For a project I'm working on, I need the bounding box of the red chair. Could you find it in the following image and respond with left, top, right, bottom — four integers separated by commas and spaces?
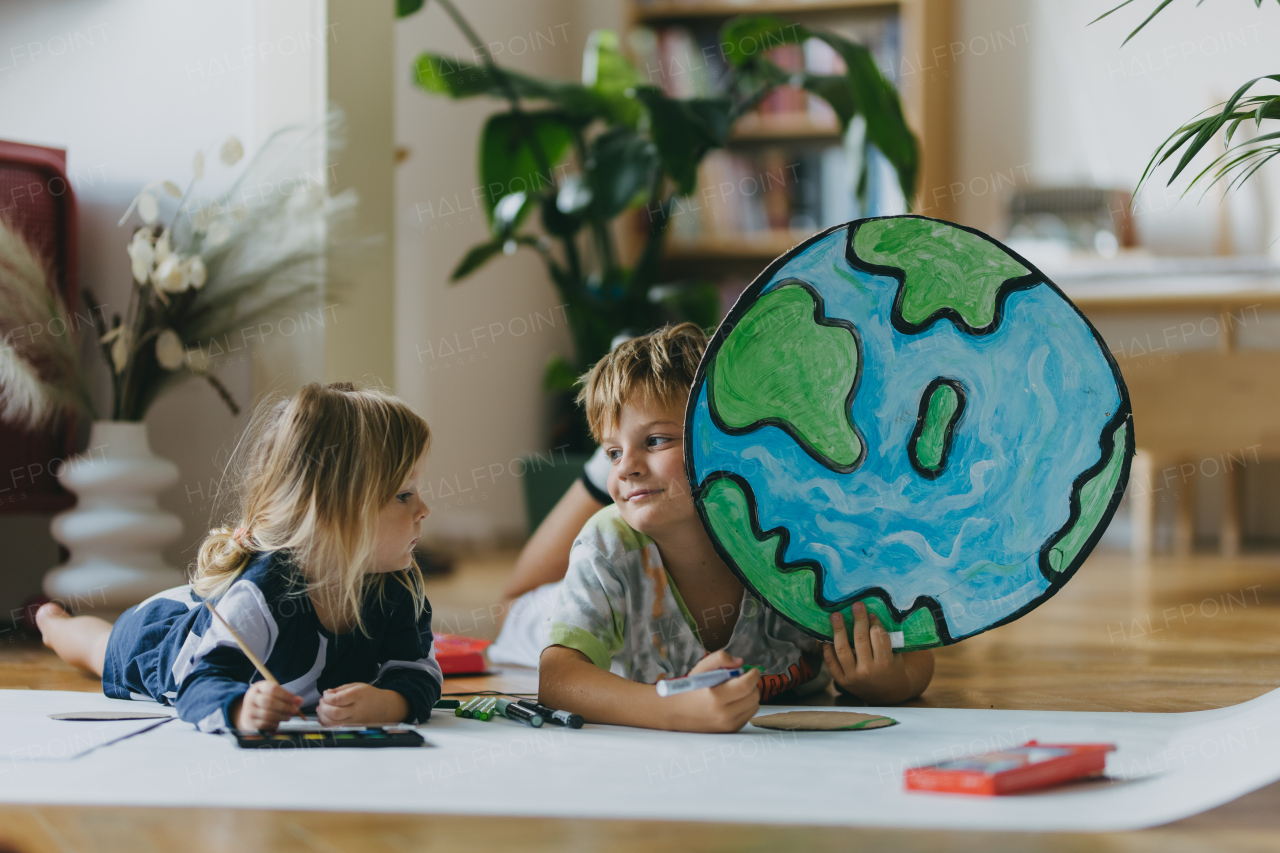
0, 140, 80, 514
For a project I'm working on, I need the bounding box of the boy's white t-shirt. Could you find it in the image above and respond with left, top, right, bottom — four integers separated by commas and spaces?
486, 448, 612, 668
547, 504, 823, 701
486, 581, 561, 668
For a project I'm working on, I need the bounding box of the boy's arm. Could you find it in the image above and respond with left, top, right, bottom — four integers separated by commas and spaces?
542, 532, 759, 732
539, 645, 761, 733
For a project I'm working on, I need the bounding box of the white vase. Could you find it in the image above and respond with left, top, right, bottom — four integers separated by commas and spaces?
46, 421, 186, 615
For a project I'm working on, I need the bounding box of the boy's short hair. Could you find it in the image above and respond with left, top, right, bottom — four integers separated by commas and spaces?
576, 323, 708, 442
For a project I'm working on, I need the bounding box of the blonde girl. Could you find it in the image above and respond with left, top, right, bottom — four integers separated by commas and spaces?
36, 382, 440, 732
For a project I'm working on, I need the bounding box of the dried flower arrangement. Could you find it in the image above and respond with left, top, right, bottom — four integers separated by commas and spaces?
0, 120, 355, 428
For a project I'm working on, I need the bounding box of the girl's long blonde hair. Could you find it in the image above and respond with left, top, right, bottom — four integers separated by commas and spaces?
195, 382, 431, 635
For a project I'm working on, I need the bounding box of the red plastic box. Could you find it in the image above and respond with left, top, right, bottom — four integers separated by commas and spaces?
905, 741, 1116, 795
434, 633, 492, 675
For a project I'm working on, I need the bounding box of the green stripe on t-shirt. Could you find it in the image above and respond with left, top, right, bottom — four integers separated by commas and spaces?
548, 622, 613, 671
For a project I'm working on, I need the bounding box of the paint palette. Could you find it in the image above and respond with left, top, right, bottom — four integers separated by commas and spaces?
230, 726, 427, 749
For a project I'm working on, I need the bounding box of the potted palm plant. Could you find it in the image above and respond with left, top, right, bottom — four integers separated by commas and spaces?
1094, 0, 1279, 201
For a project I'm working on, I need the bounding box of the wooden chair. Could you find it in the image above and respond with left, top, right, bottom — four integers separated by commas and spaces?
1072, 290, 1280, 560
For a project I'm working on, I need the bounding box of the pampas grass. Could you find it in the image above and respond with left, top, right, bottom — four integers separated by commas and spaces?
0, 220, 94, 429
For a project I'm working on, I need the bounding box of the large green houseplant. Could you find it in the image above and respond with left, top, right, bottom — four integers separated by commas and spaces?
399, 1, 919, 491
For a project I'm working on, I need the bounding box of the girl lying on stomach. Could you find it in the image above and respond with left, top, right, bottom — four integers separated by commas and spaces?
37, 382, 441, 732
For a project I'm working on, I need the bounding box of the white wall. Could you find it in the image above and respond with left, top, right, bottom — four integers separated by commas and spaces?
0, 0, 333, 612
326, 0, 395, 388
395, 0, 600, 546
952, 0, 1280, 254
952, 0, 1035, 234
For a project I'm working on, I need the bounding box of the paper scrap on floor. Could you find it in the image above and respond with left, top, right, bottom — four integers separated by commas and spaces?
2, 687, 1278, 832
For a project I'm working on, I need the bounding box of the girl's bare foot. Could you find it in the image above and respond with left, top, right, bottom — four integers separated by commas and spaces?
35, 601, 70, 645
36, 602, 112, 677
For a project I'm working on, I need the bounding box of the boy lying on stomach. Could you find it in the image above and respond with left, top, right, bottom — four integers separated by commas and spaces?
538, 324, 934, 732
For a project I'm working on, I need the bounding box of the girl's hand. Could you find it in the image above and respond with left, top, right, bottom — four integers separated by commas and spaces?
823, 604, 935, 705
233, 681, 303, 731
656, 651, 760, 733
317, 683, 410, 726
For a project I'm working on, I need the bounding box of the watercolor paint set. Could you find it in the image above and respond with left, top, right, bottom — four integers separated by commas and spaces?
229, 726, 427, 749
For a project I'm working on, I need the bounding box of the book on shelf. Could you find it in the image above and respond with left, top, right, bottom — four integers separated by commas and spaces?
662, 141, 905, 250
628, 8, 908, 257
629, 13, 900, 124
757, 42, 806, 117
629, 25, 727, 98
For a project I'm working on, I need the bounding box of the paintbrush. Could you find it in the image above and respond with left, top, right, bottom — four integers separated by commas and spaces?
204, 600, 308, 722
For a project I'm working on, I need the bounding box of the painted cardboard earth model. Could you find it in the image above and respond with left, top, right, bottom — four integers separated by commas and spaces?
686, 215, 1134, 649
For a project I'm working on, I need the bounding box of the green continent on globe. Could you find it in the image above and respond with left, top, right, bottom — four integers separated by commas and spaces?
700, 476, 944, 649
709, 283, 861, 471
1046, 421, 1129, 574
911, 381, 961, 475
853, 217, 1031, 333
701, 477, 830, 636
842, 597, 941, 650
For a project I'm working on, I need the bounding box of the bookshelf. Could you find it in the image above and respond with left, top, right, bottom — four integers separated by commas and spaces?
664, 231, 811, 260
625, 0, 955, 284
633, 1, 907, 21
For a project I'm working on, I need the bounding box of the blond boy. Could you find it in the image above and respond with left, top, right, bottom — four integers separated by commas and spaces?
538, 324, 934, 732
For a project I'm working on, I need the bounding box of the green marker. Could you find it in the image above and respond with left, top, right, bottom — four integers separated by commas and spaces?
435, 699, 461, 710
474, 697, 498, 721
457, 697, 482, 718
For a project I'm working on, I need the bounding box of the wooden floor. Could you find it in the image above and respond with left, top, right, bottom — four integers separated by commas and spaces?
3, 548, 1280, 851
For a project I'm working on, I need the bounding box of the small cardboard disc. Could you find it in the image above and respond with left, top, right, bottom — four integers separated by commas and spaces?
49, 711, 173, 721
750, 710, 897, 731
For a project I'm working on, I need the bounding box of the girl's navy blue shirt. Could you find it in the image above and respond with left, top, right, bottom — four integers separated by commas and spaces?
102, 551, 443, 732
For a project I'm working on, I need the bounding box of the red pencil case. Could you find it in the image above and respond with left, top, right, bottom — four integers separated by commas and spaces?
434, 633, 492, 675
904, 740, 1116, 795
